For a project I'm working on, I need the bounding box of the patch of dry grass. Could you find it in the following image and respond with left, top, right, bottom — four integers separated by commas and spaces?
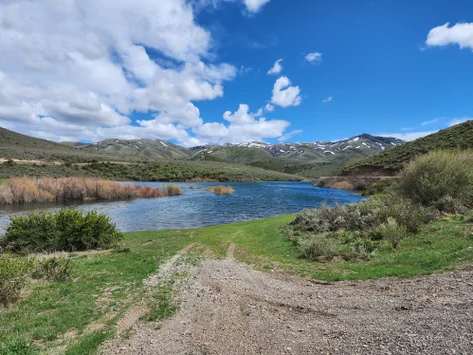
0, 178, 182, 204
208, 185, 235, 195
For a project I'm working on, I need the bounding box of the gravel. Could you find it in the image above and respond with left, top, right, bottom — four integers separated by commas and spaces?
101, 256, 473, 355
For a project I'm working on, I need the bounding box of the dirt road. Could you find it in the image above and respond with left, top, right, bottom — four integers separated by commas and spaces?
101, 250, 473, 355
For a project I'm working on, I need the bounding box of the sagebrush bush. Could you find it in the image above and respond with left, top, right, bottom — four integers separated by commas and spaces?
298, 233, 339, 261
375, 217, 408, 248
397, 150, 473, 209
283, 195, 438, 261
1, 208, 122, 253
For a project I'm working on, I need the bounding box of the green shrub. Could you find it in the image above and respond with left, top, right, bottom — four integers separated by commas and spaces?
2, 208, 122, 254
0, 255, 35, 305
298, 233, 339, 261
375, 217, 408, 248
397, 150, 473, 209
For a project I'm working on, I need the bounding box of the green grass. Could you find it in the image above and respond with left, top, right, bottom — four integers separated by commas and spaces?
1, 215, 472, 353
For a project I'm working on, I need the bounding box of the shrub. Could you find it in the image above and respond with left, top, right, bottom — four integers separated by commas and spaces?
375, 217, 408, 248
0, 255, 35, 305
2, 208, 122, 253
397, 150, 473, 209
297, 233, 339, 261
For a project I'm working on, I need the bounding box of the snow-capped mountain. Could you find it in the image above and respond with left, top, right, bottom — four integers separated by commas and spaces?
191, 134, 404, 162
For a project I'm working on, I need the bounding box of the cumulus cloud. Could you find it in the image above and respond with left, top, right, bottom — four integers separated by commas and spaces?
305, 52, 323, 63
267, 59, 283, 75
0, 0, 288, 147
193, 104, 291, 144
426, 22, 473, 50
322, 96, 333, 103
271, 77, 302, 108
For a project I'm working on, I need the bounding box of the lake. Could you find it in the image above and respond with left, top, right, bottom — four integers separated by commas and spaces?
0, 182, 364, 232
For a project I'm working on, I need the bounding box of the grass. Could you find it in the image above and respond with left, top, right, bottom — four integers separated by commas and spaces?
1, 215, 472, 353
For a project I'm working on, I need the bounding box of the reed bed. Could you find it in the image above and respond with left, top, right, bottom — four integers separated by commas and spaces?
207, 185, 235, 195
0, 178, 182, 205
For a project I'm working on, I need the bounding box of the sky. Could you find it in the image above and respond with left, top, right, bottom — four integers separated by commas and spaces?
0, 0, 472, 146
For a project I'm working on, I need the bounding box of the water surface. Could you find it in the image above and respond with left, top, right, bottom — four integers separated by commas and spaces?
0, 182, 363, 232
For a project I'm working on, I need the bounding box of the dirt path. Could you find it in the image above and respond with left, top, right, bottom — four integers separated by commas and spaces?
101, 251, 473, 355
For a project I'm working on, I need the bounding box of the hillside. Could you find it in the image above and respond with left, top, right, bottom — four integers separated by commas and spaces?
342, 120, 473, 176
0, 127, 138, 163
0, 127, 301, 182
192, 134, 404, 177
65, 138, 192, 160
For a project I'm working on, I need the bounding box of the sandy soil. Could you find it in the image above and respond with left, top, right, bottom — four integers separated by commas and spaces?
101, 250, 473, 355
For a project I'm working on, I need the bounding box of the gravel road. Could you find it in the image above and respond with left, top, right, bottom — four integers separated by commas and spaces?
101, 251, 473, 355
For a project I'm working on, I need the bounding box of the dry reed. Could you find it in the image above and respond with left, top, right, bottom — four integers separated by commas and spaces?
207, 185, 235, 195
0, 178, 182, 205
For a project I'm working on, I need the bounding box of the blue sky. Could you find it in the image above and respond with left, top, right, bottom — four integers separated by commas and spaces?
0, 0, 472, 145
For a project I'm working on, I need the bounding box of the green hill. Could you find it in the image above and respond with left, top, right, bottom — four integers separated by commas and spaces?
64, 138, 192, 160
342, 120, 473, 176
0, 127, 138, 163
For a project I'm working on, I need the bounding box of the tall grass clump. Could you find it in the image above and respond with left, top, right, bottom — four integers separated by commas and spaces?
0, 178, 183, 205
397, 150, 473, 211
0, 254, 73, 305
1, 208, 122, 254
0, 255, 35, 305
208, 185, 235, 195
166, 184, 183, 196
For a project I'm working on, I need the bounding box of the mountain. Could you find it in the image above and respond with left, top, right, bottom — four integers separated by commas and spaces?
342, 120, 473, 176
191, 134, 404, 177
64, 138, 192, 160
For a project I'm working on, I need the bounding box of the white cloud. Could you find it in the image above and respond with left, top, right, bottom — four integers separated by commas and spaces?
379, 131, 437, 142
267, 59, 283, 75
449, 118, 472, 126
194, 104, 291, 144
271, 77, 302, 108
420, 118, 440, 126
0, 0, 249, 146
243, 0, 271, 13
322, 96, 333, 103
278, 129, 303, 141
264, 103, 275, 112
305, 52, 323, 63
426, 22, 473, 50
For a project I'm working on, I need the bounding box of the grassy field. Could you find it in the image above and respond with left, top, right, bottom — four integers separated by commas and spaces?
1, 215, 472, 354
